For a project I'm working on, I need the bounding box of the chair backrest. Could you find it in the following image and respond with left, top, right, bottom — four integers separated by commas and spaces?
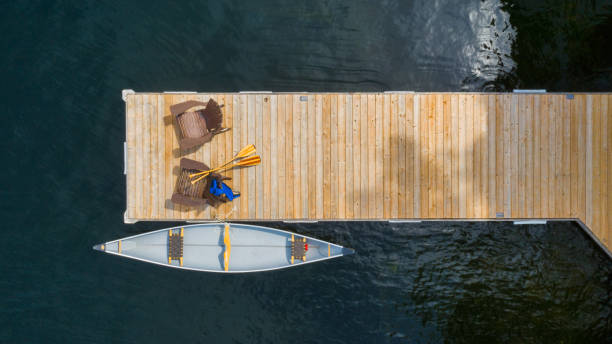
201, 99, 223, 131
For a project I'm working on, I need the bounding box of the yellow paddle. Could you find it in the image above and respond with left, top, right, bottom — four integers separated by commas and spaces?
189, 144, 256, 178
191, 155, 261, 184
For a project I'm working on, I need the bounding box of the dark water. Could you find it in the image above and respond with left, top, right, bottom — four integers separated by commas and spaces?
2, 1, 612, 343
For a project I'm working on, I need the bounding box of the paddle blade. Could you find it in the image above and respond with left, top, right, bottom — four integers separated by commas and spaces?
236, 144, 256, 158
236, 155, 261, 167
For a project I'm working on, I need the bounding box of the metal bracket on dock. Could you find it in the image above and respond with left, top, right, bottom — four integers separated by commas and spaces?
122, 89, 135, 102
512, 89, 546, 94
123, 211, 137, 224
513, 220, 547, 225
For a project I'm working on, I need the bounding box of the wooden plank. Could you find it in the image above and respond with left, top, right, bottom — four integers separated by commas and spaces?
174, 94, 187, 219
316, 95, 324, 218
269, 95, 278, 219
511, 94, 519, 217
402, 94, 412, 218
330, 94, 339, 218
413, 95, 421, 217
368, 94, 376, 218
353, 94, 361, 218
548, 95, 557, 218
421, 94, 429, 218
592, 95, 601, 231
451, 94, 459, 218
160, 95, 169, 219
390, 94, 399, 218
601, 95, 609, 246
284, 95, 294, 218
338, 94, 346, 218
243, 94, 262, 219
243, 94, 253, 218
465, 95, 474, 218
125, 95, 136, 219
517, 94, 526, 218
145, 95, 154, 218
540, 95, 549, 217
323, 94, 332, 219
578, 95, 586, 220
239, 94, 248, 218
435, 94, 444, 218
480, 95, 489, 218
163, 95, 174, 219
375, 94, 384, 218
253, 94, 266, 219
555, 95, 563, 218
361, 94, 368, 218
150, 95, 159, 219
300, 94, 309, 218
532, 95, 540, 218
142, 95, 151, 218
292, 94, 301, 218
308, 95, 316, 219
346, 94, 354, 219
396, 94, 412, 219
570, 95, 579, 218
156, 95, 165, 219
226, 95, 235, 219
262, 95, 271, 219
562, 96, 571, 217
488, 95, 497, 218
442, 94, 451, 218
134, 95, 142, 218
525, 95, 534, 218
383, 94, 391, 218
276, 94, 285, 219
458, 94, 466, 218
473, 95, 481, 218
428, 94, 436, 218
504, 95, 512, 217
606, 95, 611, 247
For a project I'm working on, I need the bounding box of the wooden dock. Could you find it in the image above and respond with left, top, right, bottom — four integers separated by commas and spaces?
124, 91, 611, 254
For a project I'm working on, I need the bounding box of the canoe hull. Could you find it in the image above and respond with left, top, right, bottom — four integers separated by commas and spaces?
94, 223, 354, 273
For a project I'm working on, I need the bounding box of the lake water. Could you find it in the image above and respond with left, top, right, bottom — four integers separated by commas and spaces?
1, 0, 612, 342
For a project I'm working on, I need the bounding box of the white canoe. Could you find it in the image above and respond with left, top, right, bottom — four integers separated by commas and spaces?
93, 223, 354, 273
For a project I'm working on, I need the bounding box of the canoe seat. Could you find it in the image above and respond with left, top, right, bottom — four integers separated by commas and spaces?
291, 236, 307, 263
168, 229, 184, 266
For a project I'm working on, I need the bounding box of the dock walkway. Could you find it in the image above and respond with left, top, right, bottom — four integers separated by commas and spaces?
124, 91, 611, 254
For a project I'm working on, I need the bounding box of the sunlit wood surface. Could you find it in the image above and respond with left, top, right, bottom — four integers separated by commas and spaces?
125, 92, 611, 252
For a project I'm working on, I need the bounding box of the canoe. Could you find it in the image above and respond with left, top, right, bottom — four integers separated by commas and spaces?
93, 223, 354, 273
